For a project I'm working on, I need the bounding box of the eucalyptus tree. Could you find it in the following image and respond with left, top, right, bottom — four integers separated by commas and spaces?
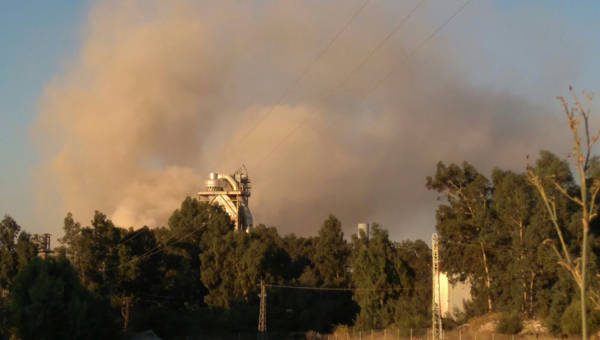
199, 222, 290, 309
58, 213, 84, 280
426, 162, 495, 313
0, 215, 21, 290
395, 239, 431, 326
491, 168, 549, 315
161, 197, 221, 308
350, 224, 411, 330
312, 215, 349, 287
15, 232, 37, 271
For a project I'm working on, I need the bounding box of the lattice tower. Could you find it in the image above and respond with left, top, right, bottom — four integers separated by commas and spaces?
258, 280, 267, 340
432, 234, 443, 339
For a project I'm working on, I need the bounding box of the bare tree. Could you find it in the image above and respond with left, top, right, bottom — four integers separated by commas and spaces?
527, 87, 598, 339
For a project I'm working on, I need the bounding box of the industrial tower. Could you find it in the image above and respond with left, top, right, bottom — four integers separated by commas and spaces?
432, 234, 443, 339
32, 234, 54, 258
198, 166, 253, 232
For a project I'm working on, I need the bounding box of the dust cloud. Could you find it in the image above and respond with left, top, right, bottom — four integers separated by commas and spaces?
32, 0, 570, 241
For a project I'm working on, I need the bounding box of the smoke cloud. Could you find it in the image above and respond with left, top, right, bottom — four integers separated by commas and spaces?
33, 0, 573, 240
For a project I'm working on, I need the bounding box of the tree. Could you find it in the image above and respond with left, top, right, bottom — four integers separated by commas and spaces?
312, 216, 349, 286
395, 239, 432, 328
426, 162, 495, 313
491, 168, 550, 315
161, 197, 217, 308
58, 213, 83, 281
15, 232, 37, 271
200, 223, 290, 309
0, 215, 21, 290
350, 224, 411, 330
527, 88, 599, 339
8, 257, 117, 339
281, 233, 315, 284
114, 226, 160, 330
77, 211, 123, 291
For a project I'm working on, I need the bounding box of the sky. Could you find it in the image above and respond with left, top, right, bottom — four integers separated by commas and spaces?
1, 0, 599, 243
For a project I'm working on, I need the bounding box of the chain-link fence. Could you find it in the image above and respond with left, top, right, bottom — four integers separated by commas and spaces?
165, 328, 578, 340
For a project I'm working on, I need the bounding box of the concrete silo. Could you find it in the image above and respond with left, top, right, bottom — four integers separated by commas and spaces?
358, 223, 370, 239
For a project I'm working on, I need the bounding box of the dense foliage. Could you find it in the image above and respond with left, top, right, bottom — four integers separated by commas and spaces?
427, 151, 600, 334
8, 257, 117, 340
0, 151, 599, 338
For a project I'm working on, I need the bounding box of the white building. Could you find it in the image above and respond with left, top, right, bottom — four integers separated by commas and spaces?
439, 273, 471, 316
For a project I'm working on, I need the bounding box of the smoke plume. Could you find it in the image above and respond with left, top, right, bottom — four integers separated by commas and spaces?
33, 0, 573, 240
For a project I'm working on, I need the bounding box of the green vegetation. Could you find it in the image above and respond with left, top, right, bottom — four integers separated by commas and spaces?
8, 257, 117, 340
496, 313, 523, 334
0, 149, 599, 339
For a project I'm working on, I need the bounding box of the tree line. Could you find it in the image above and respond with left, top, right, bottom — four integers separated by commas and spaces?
0, 150, 599, 339
427, 151, 600, 335
0, 200, 431, 339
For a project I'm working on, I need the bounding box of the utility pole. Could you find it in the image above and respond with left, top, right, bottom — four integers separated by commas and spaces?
432, 234, 443, 340
258, 280, 267, 340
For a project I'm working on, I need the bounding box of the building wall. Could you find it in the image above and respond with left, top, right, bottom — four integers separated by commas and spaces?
439, 273, 471, 317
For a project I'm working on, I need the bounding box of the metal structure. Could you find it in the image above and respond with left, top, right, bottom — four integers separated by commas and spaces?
358, 223, 370, 239
258, 280, 267, 340
432, 233, 443, 339
198, 166, 253, 232
31, 234, 54, 258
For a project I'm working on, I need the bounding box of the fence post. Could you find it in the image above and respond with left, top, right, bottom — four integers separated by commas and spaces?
360, 331, 362, 340
492, 334, 494, 340
459, 330, 461, 340
371, 330, 374, 340
410, 329, 412, 340
398, 329, 400, 340
385, 329, 387, 340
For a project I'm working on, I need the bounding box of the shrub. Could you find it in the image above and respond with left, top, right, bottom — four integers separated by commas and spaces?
561, 300, 600, 335
496, 313, 523, 335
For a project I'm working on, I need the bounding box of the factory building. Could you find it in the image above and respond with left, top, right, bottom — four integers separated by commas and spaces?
198, 167, 253, 232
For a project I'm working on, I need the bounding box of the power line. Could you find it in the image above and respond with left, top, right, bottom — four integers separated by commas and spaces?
269, 0, 474, 175
214, 0, 374, 169
264, 283, 431, 291
118, 226, 149, 246
249, 0, 428, 172
443, 239, 556, 257
105, 196, 219, 271
106, 208, 219, 272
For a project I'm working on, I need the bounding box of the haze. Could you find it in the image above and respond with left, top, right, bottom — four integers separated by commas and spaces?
2, 0, 599, 241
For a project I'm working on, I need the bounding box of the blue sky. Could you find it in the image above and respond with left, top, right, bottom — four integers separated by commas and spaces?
1, 0, 599, 238
0, 2, 86, 231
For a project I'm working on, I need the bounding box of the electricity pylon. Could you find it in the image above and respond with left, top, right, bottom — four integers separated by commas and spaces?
258, 280, 267, 340
432, 234, 443, 339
